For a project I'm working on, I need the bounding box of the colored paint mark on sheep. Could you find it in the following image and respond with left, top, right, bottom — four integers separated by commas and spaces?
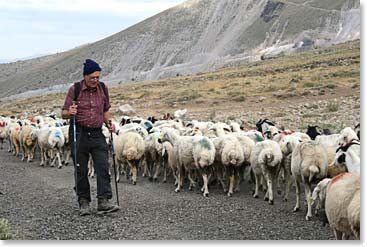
255, 133, 264, 142
54, 131, 62, 139
328, 172, 349, 191
199, 138, 212, 150
281, 130, 295, 135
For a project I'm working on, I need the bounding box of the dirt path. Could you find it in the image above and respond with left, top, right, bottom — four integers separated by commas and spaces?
0, 147, 334, 240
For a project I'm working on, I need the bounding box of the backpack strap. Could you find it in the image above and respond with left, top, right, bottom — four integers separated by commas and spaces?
73, 81, 108, 101
100, 81, 108, 99
74, 82, 81, 101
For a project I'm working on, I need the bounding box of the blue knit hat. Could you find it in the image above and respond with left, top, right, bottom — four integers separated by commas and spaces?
83, 59, 102, 76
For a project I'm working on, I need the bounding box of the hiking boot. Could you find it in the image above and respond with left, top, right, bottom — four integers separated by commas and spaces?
79, 198, 91, 216
97, 198, 120, 214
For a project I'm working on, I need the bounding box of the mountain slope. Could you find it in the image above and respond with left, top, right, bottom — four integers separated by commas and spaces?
0, 0, 360, 99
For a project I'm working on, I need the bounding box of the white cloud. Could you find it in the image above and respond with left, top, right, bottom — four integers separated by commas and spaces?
0, 0, 183, 17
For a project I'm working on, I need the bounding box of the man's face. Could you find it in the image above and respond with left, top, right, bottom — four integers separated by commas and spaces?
84, 71, 101, 88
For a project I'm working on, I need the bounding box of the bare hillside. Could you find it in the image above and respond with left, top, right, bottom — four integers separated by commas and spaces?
0, 0, 360, 99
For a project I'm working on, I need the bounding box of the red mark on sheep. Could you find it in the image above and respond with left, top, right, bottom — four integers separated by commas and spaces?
327, 172, 349, 191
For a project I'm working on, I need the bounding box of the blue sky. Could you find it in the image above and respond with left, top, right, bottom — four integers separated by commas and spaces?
0, 0, 184, 61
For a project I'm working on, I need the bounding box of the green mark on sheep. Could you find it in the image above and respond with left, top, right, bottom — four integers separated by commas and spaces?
255, 133, 264, 142
199, 139, 212, 150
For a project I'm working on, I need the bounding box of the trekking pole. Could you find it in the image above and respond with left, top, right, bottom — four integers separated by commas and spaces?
108, 120, 120, 206
72, 103, 79, 207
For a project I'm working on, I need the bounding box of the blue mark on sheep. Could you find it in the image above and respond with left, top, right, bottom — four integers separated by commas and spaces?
54, 130, 62, 139
199, 138, 212, 150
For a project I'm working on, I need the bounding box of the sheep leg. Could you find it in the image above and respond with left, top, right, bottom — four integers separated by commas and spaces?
130, 161, 137, 185
216, 166, 227, 193
162, 160, 167, 183
227, 167, 235, 197
264, 170, 274, 204
234, 167, 242, 193
201, 170, 209, 197
260, 176, 267, 193
26, 148, 30, 163
56, 150, 63, 169
294, 179, 301, 212
172, 167, 178, 186
29, 145, 36, 162
49, 149, 56, 167
305, 182, 312, 220
175, 165, 183, 193
88, 157, 95, 178
142, 159, 148, 177
153, 162, 161, 181
21, 144, 26, 161
283, 168, 291, 201
253, 173, 261, 198
63, 147, 71, 166
7, 137, 12, 153
40, 148, 45, 167
333, 229, 343, 240
276, 165, 283, 195
188, 171, 197, 191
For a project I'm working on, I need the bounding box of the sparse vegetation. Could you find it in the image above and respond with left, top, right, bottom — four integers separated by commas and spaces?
234, 95, 246, 102
0, 40, 359, 124
0, 219, 15, 240
325, 83, 337, 89
327, 101, 339, 112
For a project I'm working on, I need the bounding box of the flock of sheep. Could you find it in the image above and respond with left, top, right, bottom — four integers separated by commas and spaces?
0, 110, 360, 240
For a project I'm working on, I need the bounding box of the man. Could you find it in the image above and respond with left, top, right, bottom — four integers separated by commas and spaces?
62, 59, 119, 216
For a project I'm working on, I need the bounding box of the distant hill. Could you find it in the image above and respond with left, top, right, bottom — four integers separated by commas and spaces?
0, 0, 360, 99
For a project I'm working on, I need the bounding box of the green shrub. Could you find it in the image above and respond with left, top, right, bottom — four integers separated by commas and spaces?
327, 101, 339, 112
325, 83, 337, 89
303, 82, 316, 88
0, 219, 15, 240
234, 95, 246, 102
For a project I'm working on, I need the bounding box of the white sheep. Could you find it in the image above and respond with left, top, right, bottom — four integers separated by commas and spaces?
0, 117, 10, 149
160, 128, 216, 197
325, 172, 360, 240
291, 141, 328, 220
338, 127, 359, 147
47, 127, 65, 168
228, 133, 254, 193
143, 131, 164, 182
35, 126, 65, 168
174, 109, 187, 119
250, 140, 282, 204
117, 123, 148, 139
311, 178, 331, 217
229, 121, 242, 132
114, 131, 145, 185
210, 123, 246, 196
162, 141, 178, 184
315, 134, 340, 148
331, 142, 360, 173
243, 130, 265, 143
8, 122, 21, 157
275, 132, 310, 200
19, 125, 38, 162
60, 125, 71, 166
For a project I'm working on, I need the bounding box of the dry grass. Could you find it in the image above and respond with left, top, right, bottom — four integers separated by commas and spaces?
0, 40, 359, 120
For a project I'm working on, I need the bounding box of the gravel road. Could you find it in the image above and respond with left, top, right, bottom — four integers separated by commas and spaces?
0, 147, 335, 240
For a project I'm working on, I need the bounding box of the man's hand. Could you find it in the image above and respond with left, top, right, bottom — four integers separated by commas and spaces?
69, 102, 78, 116
107, 120, 116, 133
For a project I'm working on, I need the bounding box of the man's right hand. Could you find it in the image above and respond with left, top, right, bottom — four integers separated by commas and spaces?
69, 102, 78, 116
